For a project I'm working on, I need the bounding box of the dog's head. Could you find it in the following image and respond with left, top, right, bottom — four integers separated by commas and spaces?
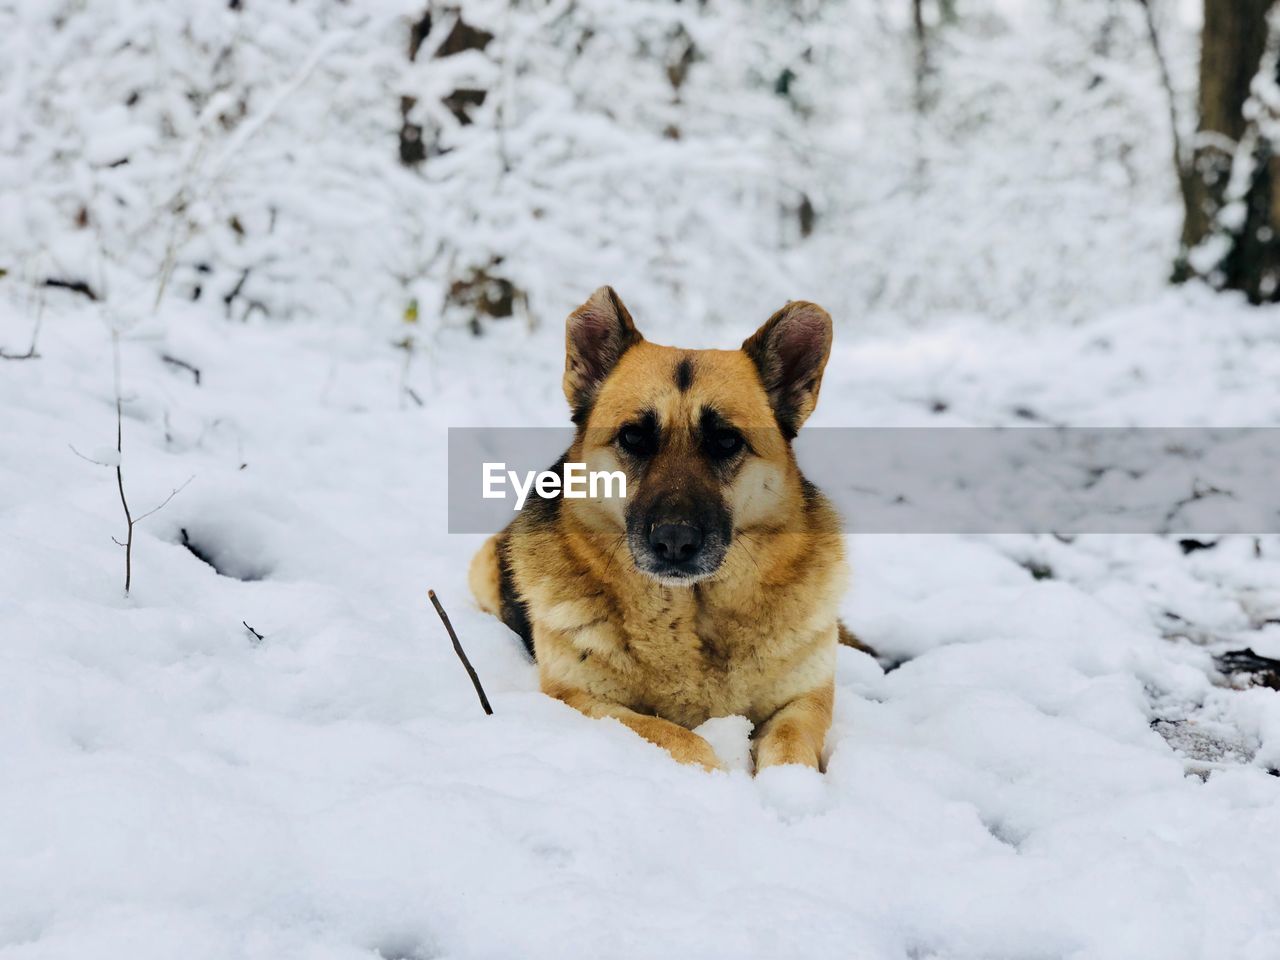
563, 286, 832, 585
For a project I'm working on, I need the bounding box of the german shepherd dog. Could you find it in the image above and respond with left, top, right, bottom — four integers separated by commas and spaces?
469, 287, 851, 772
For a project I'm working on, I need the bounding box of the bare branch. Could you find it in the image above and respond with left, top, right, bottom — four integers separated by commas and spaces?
3, 276, 47, 360
134, 475, 195, 524
93, 329, 137, 595
1136, 0, 1186, 168
115, 395, 134, 595
1136, 0, 1195, 216
160, 353, 201, 385
68, 444, 115, 467
1159, 479, 1236, 532
428, 588, 494, 715
912, 0, 931, 114
43, 277, 100, 301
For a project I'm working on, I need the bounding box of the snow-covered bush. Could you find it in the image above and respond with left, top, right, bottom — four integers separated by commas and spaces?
0, 0, 1192, 334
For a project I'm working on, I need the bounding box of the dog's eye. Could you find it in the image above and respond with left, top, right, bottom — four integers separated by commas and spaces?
709, 429, 744, 458
618, 424, 655, 456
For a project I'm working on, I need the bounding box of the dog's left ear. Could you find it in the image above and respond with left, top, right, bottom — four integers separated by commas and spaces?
564, 286, 644, 421
742, 301, 833, 438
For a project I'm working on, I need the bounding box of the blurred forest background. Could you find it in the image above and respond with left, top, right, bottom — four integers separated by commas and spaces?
7, 0, 1280, 343
7, 0, 1276, 343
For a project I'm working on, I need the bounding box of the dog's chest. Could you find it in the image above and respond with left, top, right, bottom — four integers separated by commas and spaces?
610, 593, 816, 726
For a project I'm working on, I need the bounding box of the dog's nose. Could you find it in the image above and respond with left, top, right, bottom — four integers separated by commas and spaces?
649, 523, 703, 562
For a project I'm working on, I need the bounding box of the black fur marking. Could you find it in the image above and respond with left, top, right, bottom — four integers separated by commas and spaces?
617, 410, 660, 460
605, 287, 631, 326
742, 310, 798, 438
741, 352, 799, 440
522, 455, 565, 527
498, 454, 571, 659
675, 356, 694, 392
698, 634, 732, 671
496, 536, 535, 659
799, 476, 822, 508
698, 406, 747, 477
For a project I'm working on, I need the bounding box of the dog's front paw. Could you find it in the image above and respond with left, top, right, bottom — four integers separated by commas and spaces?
624, 713, 727, 771
668, 730, 727, 772
754, 732, 822, 772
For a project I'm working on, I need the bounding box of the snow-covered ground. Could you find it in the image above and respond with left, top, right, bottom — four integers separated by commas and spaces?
4, 1, 1279, 954
4, 284, 1280, 960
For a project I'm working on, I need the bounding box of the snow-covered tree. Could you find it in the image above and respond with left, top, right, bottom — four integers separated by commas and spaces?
1176, 0, 1280, 303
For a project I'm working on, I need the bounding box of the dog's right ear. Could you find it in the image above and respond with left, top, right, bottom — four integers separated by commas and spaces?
563, 286, 643, 422
741, 300, 832, 439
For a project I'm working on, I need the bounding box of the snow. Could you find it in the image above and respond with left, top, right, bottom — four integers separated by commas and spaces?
4, 0, 1280, 956
4, 288, 1280, 960
693, 714, 755, 773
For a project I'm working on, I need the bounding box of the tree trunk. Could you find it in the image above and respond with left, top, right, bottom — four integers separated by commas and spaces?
1217, 128, 1280, 301
1175, 0, 1273, 280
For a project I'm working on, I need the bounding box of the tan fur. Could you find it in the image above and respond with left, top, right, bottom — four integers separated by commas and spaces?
472, 290, 848, 773
468, 534, 503, 617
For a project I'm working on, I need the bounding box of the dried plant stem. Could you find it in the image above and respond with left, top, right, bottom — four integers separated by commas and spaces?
115, 403, 133, 593
1136, 0, 1193, 217
99, 331, 191, 596
1, 276, 47, 360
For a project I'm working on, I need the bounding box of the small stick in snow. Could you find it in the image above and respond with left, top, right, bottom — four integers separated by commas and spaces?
1160, 479, 1234, 532
243, 621, 265, 644
161, 353, 202, 385
1135, 0, 1190, 186
43, 277, 100, 301
2, 276, 47, 360
428, 589, 494, 715
76, 332, 193, 596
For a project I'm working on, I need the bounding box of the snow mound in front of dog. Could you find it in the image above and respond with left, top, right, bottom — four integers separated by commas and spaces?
693, 714, 754, 772
5, 293, 1280, 959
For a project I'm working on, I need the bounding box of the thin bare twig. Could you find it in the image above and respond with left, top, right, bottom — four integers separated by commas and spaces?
101, 331, 191, 595
1160, 479, 1235, 533
161, 353, 201, 385
68, 444, 114, 467
70, 444, 191, 595
1136, 0, 1194, 211
428, 589, 494, 715
43, 277, 99, 301
115, 400, 134, 593
912, 0, 931, 114
2, 275, 47, 360
133, 475, 195, 524
243, 621, 265, 644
